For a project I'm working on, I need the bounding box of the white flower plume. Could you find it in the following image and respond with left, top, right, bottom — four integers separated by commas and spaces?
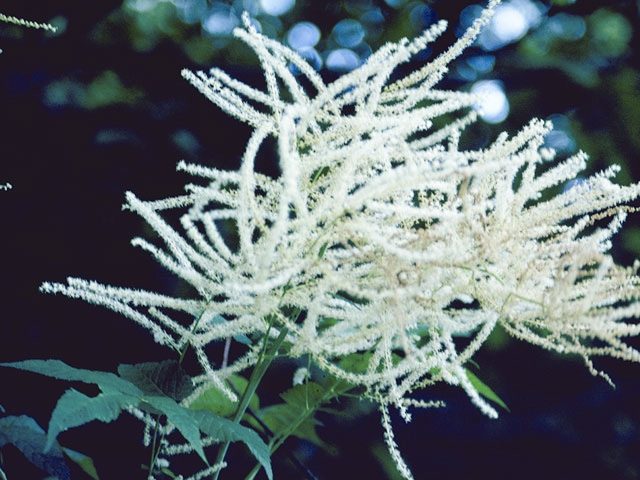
41, 1, 640, 478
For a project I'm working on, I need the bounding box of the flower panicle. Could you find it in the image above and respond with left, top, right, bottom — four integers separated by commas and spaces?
41, 1, 640, 479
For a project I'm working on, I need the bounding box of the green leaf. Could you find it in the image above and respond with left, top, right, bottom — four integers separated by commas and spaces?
465, 369, 510, 412
117, 360, 194, 401
466, 358, 480, 370
189, 375, 259, 418
281, 382, 325, 410
0, 360, 200, 460
371, 442, 405, 480
0, 415, 70, 480
190, 409, 272, 480
143, 396, 207, 463
0, 360, 142, 396
337, 351, 403, 378
47, 389, 138, 452
260, 404, 333, 453
338, 352, 373, 375
60, 447, 100, 480
260, 383, 334, 453
160, 467, 179, 479
318, 242, 328, 259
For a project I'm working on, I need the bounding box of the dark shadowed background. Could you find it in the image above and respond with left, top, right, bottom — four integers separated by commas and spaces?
1, 0, 640, 479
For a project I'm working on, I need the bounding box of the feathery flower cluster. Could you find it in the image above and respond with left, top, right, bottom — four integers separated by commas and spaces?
0, 12, 56, 32
41, 1, 640, 478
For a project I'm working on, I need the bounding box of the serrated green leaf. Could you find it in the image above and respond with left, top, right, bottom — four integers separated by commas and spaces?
338, 352, 373, 375
0, 415, 70, 480
258, 382, 333, 453
465, 369, 510, 412
0, 360, 142, 396
280, 382, 325, 410
143, 396, 207, 463
47, 389, 138, 452
60, 447, 100, 480
190, 409, 272, 480
189, 375, 259, 418
117, 360, 194, 401
260, 404, 333, 454
0, 360, 266, 473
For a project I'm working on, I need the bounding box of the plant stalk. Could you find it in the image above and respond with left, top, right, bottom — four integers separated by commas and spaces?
212, 325, 289, 480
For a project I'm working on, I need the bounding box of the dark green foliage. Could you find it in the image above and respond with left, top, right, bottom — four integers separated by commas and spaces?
189, 374, 260, 417
260, 382, 333, 453
1, 359, 142, 396
47, 389, 137, 452
190, 409, 272, 479
59, 446, 100, 480
466, 369, 510, 412
0, 415, 70, 479
117, 360, 193, 402
0, 360, 272, 479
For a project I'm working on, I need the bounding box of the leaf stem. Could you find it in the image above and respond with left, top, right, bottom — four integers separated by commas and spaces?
212, 323, 289, 480
178, 312, 206, 365
147, 415, 164, 479
227, 380, 319, 480
244, 381, 347, 480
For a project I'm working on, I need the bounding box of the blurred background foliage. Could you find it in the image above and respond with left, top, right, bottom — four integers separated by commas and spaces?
1, 0, 640, 479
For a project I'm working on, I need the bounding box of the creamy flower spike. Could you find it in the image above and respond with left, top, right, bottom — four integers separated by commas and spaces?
41, 1, 640, 478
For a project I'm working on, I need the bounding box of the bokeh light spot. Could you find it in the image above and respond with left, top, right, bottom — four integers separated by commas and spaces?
287, 22, 320, 49
202, 7, 239, 36
289, 47, 323, 74
332, 19, 365, 48
326, 48, 360, 71
471, 80, 509, 123
260, 0, 295, 17
171, 0, 207, 23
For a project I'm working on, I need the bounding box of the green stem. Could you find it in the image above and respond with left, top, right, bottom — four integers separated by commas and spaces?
147, 415, 164, 479
244, 462, 261, 480
243, 381, 346, 480
243, 405, 317, 480
178, 312, 206, 365
212, 325, 289, 480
